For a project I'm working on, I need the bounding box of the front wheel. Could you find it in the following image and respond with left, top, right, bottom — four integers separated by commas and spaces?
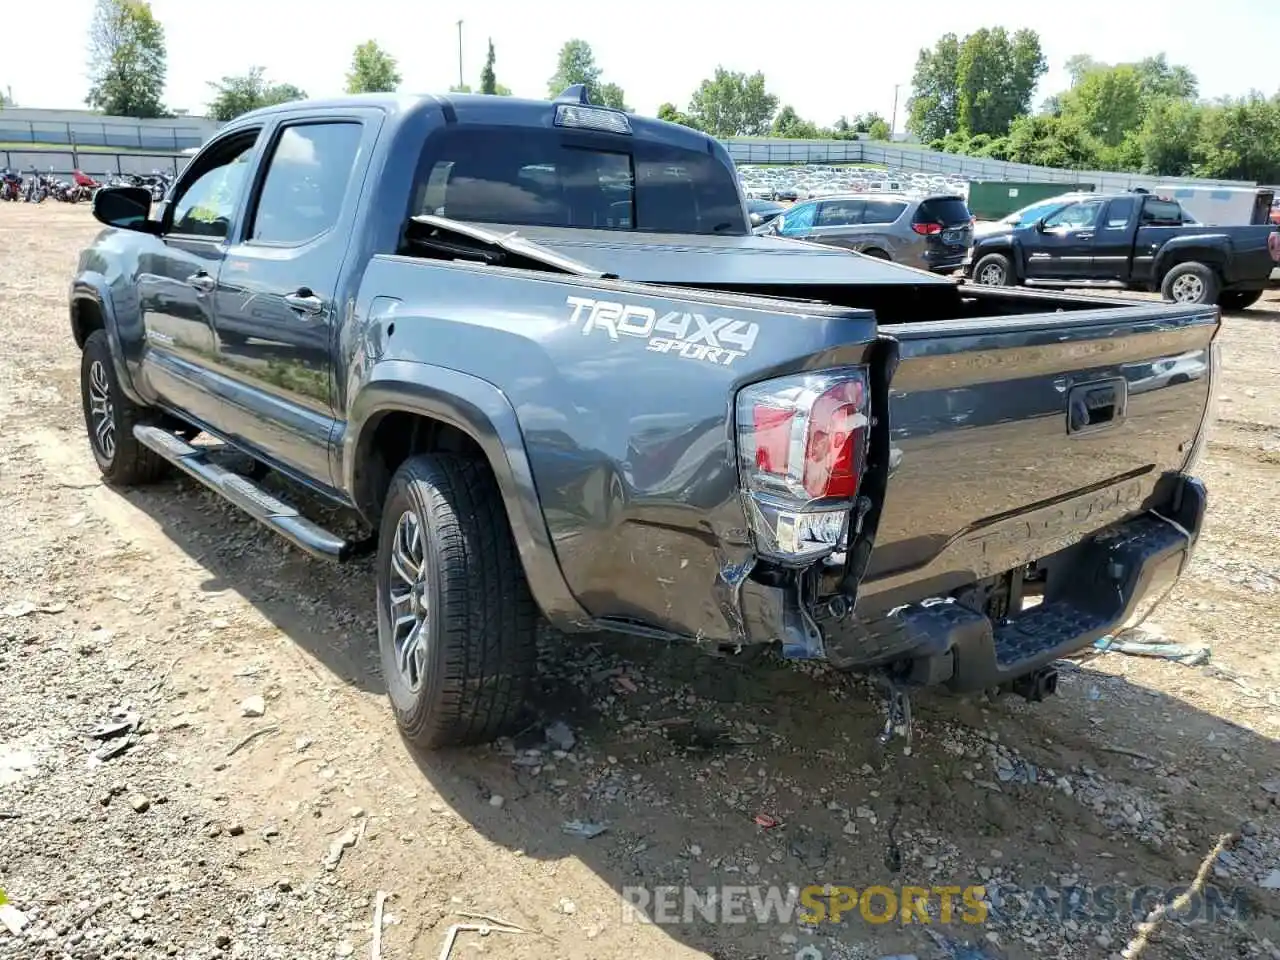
1218, 290, 1262, 311
376, 453, 539, 749
972, 252, 1013, 286
80, 330, 169, 486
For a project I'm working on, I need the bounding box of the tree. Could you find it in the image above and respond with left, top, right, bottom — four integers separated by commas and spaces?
770, 105, 820, 139
906, 32, 961, 141
0, 87, 12, 109
657, 102, 701, 130
1064, 54, 1100, 88
955, 28, 1046, 137
867, 116, 891, 141
1196, 93, 1280, 184
1003, 113, 1098, 169
85, 0, 167, 118
480, 39, 497, 95
686, 67, 778, 137
207, 67, 306, 122
1137, 97, 1203, 176
1135, 54, 1197, 104
547, 39, 626, 107
345, 40, 401, 94
1060, 63, 1144, 147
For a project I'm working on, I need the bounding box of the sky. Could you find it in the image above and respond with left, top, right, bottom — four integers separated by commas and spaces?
4, 0, 1279, 125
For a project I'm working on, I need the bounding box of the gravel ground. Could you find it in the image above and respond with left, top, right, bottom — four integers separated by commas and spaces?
1, 203, 1278, 960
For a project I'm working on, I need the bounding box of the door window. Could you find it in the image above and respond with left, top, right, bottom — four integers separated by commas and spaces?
1103, 197, 1134, 230
250, 122, 363, 244
1139, 198, 1183, 226
816, 199, 864, 226
778, 203, 816, 235
169, 136, 257, 239
1043, 200, 1102, 230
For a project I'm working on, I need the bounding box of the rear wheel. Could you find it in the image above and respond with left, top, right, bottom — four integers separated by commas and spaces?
973, 253, 1013, 286
1161, 262, 1219, 305
1218, 290, 1262, 311
80, 330, 169, 486
860, 247, 891, 260
376, 453, 539, 748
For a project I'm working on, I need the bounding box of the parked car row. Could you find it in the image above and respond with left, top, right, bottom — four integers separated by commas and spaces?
738, 163, 971, 204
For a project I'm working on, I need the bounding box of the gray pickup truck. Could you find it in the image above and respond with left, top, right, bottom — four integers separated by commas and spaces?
71, 88, 1217, 748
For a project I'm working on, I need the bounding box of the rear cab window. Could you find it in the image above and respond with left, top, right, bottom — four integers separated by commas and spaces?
412, 126, 745, 236
914, 196, 971, 226
1140, 198, 1184, 226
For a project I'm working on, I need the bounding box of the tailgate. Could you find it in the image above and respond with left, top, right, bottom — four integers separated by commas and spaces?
860, 301, 1218, 608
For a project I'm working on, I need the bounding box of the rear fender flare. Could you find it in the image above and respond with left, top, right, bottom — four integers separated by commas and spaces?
69, 276, 144, 405
344, 361, 593, 631
1153, 237, 1231, 282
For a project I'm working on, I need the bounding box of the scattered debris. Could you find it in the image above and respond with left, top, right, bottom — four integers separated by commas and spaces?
1260, 869, 1280, 890
1, 600, 65, 618
324, 828, 359, 871
86, 709, 139, 740
1122, 832, 1233, 959
0, 899, 29, 936
240, 695, 267, 718
545, 720, 576, 752
437, 921, 524, 960
128, 793, 151, 814
561, 820, 608, 839
371, 890, 389, 960
1094, 630, 1210, 666
227, 724, 280, 756
488, 794, 505, 809
753, 813, 782, 829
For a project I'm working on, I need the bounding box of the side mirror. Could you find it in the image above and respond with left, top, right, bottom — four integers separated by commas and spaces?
749, 212, 763, 226
92, 186, 160, 234
1034, 218, 1048, 232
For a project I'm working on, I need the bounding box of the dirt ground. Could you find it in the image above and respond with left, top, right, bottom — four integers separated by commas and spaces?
0, 202, 1278, 960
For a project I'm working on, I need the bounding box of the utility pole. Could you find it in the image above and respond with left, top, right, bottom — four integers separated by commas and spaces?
890, 84, 901, 140
456, 20, 464, 89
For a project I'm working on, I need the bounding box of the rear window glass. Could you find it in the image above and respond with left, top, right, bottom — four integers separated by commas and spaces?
1140, 198, 1183, 226
915, 197, 971, 225
862, 199, 907, 224
412, 126, 745, 236
816, 199, 864, 226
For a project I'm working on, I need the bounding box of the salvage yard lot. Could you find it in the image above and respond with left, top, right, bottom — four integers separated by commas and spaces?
0, 203, 1278, 960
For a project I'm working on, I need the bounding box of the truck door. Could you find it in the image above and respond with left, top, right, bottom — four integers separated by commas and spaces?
208, 116, 373, 489
1089, 196, 1136, 282
1023, 198, 1105, 280
135, 128, 260, 423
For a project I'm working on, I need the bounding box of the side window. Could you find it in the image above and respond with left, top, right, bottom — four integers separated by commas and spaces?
250, 122, 363, 244
1104, 197, 1134, 229
816, 199, 864, 226
778, 203, 816, 235
1140, 199, 1183, 226
169, 138, 257, 239
863, 199, 908, 224
1043, 200, 1102, 230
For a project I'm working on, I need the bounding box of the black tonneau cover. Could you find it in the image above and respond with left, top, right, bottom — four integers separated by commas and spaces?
460, 223, 956, 287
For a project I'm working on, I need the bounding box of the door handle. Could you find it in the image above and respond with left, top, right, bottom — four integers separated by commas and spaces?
283, 291, 324, 315
186, 272, 215, 294
1076, 232, 1094, 240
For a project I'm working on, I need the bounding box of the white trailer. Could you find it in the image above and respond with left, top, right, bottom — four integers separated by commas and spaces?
1150, 185, 1274, 226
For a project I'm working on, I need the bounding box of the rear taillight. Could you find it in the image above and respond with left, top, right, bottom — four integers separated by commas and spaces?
912, 222, 943, 236
736, 368, 870, 564
1268, 230, 1280, 262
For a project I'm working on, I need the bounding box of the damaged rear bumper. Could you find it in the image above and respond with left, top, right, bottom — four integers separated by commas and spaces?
739, 474, 1207, 691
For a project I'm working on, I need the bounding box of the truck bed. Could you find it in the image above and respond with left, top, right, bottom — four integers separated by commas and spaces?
363, 227, 1218, 652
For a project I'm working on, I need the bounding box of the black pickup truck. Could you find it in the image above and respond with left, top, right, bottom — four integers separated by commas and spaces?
966, 190, 1280, 310
71, 89, 1216, 748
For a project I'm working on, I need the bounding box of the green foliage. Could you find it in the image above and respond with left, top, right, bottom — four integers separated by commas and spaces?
1196, 93, 1280, 183
548, 39, 627, 109
480, 39, 498, 95
657, 102, 701, 130
346, 40, 401, 94
687, 67, 778, 137
206, 67, 306, 122
866, 117, 890, 141
85, 0, 167, 118
771, 105, 820, 139
1060, 63, 1143, 147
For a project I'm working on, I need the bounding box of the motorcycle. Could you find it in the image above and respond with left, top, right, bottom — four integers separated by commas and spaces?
69, 170, 101, 203
23, 169, 50, 203
0, 169, 22, 202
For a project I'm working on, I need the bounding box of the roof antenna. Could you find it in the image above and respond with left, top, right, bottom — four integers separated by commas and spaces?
554, 84, 591, 105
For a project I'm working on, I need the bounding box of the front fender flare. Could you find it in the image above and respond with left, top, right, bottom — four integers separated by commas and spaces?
344, 361, 593, 632
69, 276, 144, 405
